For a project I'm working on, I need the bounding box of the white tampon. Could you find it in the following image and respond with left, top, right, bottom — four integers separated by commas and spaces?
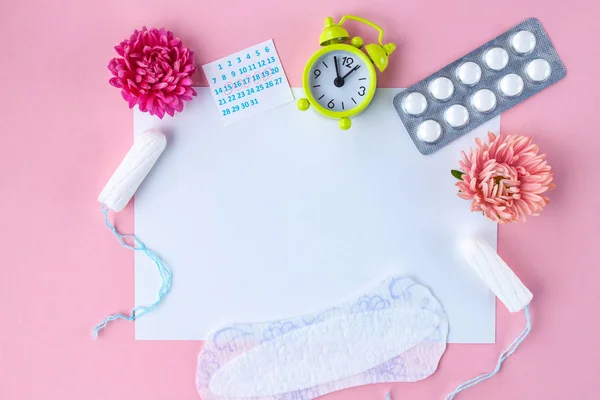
98, 129, 166, 212
461, 238, 532, 313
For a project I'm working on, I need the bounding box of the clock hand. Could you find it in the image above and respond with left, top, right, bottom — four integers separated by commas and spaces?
333, 56, 345, 88
341, 65, 361, 80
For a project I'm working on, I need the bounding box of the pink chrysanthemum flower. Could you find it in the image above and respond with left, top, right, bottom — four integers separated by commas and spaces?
454, 132, 555, 224
108, 27, 196, 118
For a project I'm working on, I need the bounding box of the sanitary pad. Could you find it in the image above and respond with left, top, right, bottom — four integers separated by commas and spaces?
197, 277, 448, 400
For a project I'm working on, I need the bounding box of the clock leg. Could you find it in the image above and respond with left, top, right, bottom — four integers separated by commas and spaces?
339, 117, 352, 130
297, 98, 310, 111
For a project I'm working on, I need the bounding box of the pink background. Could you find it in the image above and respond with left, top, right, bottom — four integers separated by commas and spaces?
1, 0, 599, 399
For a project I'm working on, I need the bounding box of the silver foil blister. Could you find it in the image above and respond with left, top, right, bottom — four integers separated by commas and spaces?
393, 18, 566, 155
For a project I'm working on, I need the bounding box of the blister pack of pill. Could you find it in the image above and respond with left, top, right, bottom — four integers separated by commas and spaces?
393, 18, 566, 155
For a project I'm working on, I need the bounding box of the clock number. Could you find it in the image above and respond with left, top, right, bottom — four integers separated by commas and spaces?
314, 69, 321, 79
227, 60, 232, 67
342, 57, 354, 68
327, 99, 335, 109
358, 86, 366, 96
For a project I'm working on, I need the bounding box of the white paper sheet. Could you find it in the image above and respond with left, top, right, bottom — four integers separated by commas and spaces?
202, 39, 293, 125
134, 88, 498, 342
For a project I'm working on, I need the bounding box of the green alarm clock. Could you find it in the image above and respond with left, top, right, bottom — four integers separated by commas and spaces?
297, 15, 396, 130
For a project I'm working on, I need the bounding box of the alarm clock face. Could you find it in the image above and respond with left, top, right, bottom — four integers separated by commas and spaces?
308, 49, 375, 114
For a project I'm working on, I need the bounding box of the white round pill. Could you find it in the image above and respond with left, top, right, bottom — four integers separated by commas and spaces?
428, 77, 454, 101
484, 47, 509, 71
511, 30, 537, 54
456, 62, 482, 86
402, 92, 428, 116
499, 73, 524, 97
526, 59, 551, 82
444, 105, 470, 128
417, 120, 443, 143
471, 89, 497, 113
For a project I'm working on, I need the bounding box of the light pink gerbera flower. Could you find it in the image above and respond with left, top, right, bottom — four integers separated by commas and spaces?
453, 132, 555, 224
108, 27, 196, 118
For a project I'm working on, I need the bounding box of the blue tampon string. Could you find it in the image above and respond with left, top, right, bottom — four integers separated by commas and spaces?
445, 305, 531, 399
92, 204, 172, 337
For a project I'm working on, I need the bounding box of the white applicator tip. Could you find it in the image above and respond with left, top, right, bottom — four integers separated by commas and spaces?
461, 237, 533, 313
98, 129, 167, 212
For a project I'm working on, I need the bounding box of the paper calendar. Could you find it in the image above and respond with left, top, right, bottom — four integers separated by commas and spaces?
202, 39, 294, 124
